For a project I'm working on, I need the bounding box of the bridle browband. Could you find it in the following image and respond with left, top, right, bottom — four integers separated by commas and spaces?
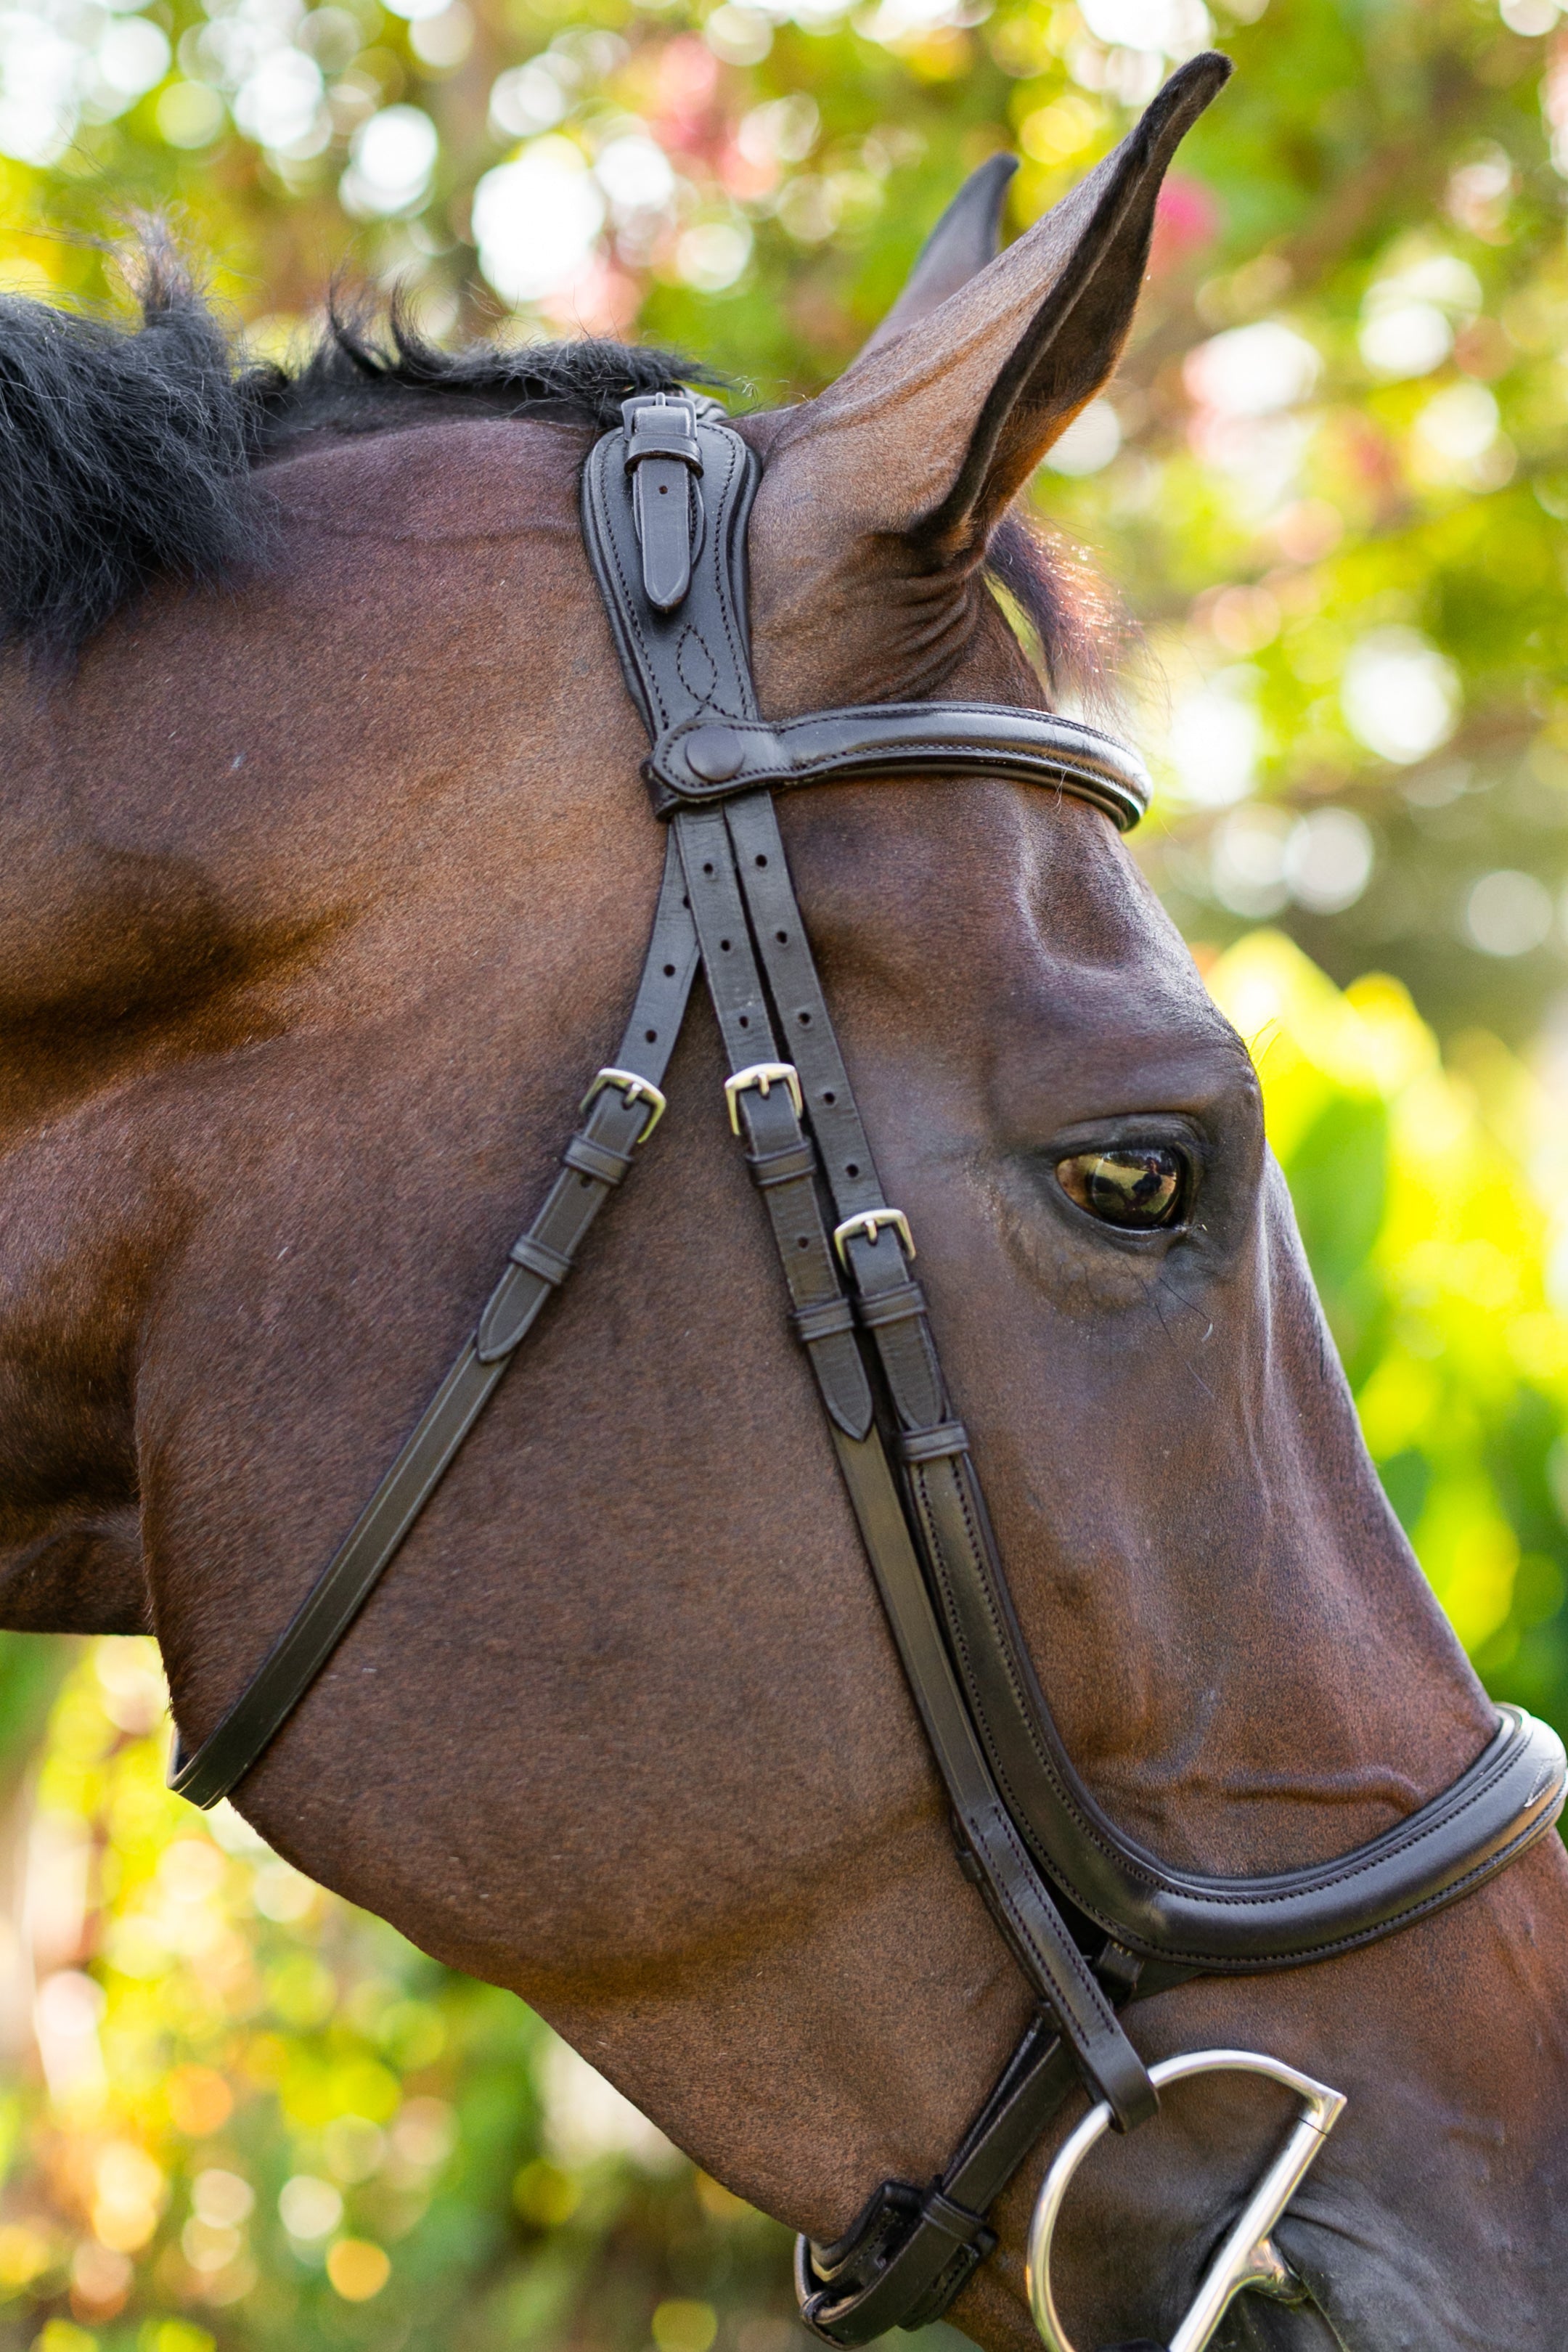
166, 395, 1566, 2348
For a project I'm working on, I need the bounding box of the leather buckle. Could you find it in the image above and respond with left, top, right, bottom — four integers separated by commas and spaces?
833, 1207, 915, 1265
724, 1061, 804, 1134
622, 394, 704, 612
579, 1067, 666, 1142
621, 393, 703, 471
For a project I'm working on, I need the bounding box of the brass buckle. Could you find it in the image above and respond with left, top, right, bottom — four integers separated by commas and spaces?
724, 1062, 804, 1135
580, 1067, 667, 1143
1026, 2049, 1346, 2352
833, 1208, 915, 1265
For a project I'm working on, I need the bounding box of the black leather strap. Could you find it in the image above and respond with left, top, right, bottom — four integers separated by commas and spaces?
168, 834, 699, 1808
718, 784, 1568, 1963
674, 800, 875, 1445
797, 2012, 1081, 2343
583, 393, 759, 746
580, 404, 1150, 837
647, 704, 1150, 829
604, 412, 1157, 2138
672, 775, 1156, 2132
624, 394, 706, 612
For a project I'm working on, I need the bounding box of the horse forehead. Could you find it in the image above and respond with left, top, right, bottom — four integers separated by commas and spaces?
784, 776, 1180, 985
23, 417, 610, 809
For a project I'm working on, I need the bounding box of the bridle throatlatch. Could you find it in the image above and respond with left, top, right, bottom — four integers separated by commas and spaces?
165, 395, 1567, 2352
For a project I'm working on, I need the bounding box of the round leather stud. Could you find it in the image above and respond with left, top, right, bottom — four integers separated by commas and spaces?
685, 724, 746, 783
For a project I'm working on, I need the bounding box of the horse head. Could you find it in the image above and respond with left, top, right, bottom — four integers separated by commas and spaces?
0, 54, 1564, 2351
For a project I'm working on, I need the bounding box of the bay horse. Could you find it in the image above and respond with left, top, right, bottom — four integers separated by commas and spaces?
0, 50, 1564, 2351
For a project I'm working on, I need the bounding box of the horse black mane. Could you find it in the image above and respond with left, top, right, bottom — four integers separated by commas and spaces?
0, 234, 700, 661
0, 232, 1118, 702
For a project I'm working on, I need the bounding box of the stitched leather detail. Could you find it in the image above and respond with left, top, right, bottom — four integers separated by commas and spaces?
562, 1133, 634, 1185
587, 407, 1565, 2322
583, 411, 758, 753
794, 2012, 1085, 2345
166, 832, 702, 1812
905, 2239, 992, 2331
676, 801, 876, 1450
646, 705, 1151, 830
171, 393, 1568, 2346
899, 1422, 970, 1464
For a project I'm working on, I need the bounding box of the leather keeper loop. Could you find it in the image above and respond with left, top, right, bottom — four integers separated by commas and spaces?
918, 2189, 990, 2251
563, 1132, 633, 1185
509, 1233, 573, 1286
624, 415, 701, 472
748, 1140, 817, 1188
855, 1278, 929, 1330
791, 1296, 857, 1345
899, 1421, 970, 1464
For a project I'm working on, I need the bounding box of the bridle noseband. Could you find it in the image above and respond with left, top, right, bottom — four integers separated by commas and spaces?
165, 394, 1566, 2351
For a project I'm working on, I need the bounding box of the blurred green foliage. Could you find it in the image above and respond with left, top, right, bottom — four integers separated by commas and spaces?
1, 0, 1568, 2341
0, 1644, 806, 2348
1208, 931, 1568, 1709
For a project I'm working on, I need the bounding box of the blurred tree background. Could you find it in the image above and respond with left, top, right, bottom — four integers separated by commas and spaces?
2, 0, 1568, 2342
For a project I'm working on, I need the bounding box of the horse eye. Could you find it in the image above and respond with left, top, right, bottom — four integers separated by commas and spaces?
1055, 1147, 1186, 1230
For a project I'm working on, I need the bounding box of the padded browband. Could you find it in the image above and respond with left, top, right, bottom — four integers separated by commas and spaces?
644, 706, 1151, 829
581, 402, 1567, 2342
581, 391, 1151, 833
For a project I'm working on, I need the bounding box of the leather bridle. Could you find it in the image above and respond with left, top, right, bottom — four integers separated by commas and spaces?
166, 394, 1567, 2348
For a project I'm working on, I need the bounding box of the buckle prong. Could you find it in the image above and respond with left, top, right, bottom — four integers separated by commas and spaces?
580, 1067, 667, 1143
1026, 2049, 1345, 2352
724, 1062, 804, 1135
833, 1208, 915, 1265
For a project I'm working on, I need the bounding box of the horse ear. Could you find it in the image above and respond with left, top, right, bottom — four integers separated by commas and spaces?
857, 152, 1018, 360
765, 54, 1229, 578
